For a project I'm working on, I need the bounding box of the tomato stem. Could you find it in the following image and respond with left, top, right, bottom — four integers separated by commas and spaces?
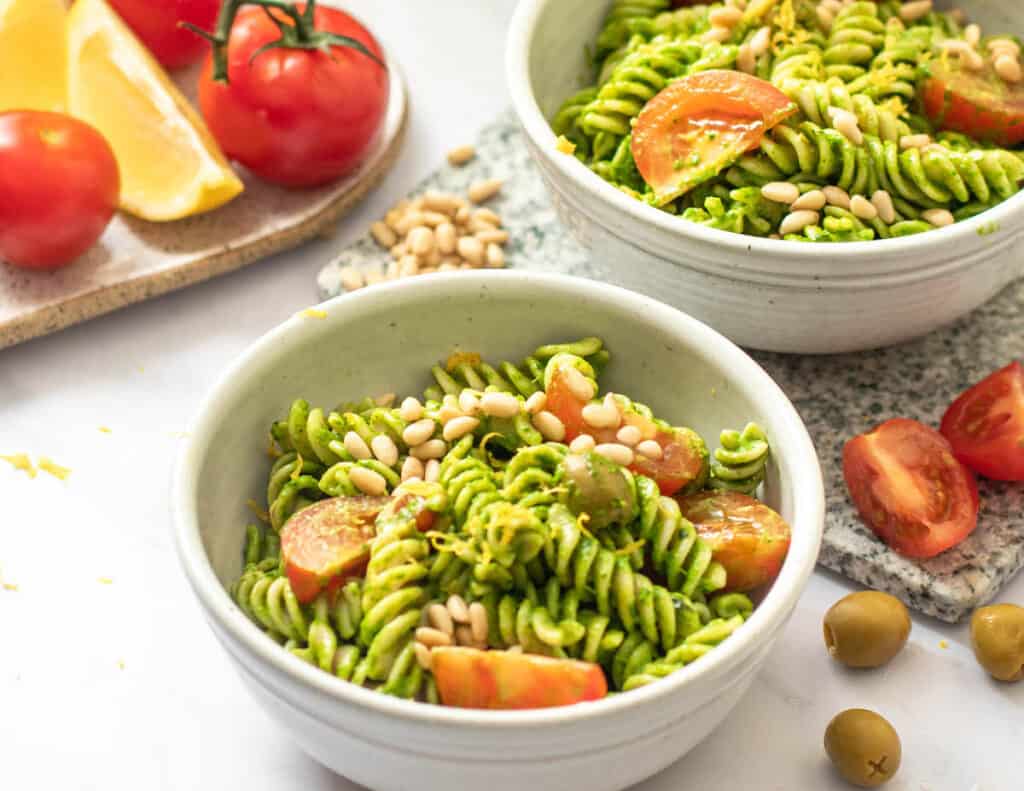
183, 0, 384, 83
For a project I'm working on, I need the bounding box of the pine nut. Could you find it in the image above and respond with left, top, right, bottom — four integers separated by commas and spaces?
964, 24, 981, 48
437, 404, 462, 424
425, 459, 441, 482
750, 26, 772, 57
423, 190, 460, 214
616, 425, 642, 447
427, 603, 455, 636
389, 243, 407, 260
402, 418, 436, 447
899, 0, 932, 23
476, 228, 510, 245
458, 391, 480, 414
871, 190, 897, 224
922, 208, 955, 227
393, 211, 426, 236
457, 236, 485, 267
486, 243, 505, 269
468, 178, 503, 204
447, 145, 476, 167
533, 410, 566, 442
900, 133, 932, 150
636, 439, 663, 459
339, 267, 364, 292
779, 210, 820, 235
447, 595, 470, 624
480, 391, 520, 418
709, 5, 742, 27
416, 627, 453, 648
350, 466, 387, 496
414, 641, 433, 671
385, 207, 405, 231
469, 602, 489, 643
828, 107, 863, 144
988, 39, 1021, 56
435, 222, 457, 254
455, 206, 471, 225
385, 260, 400, 280
473, 208, 502, 227
761, 181, 801, 204
701, 25, 732, 44
582, 402, 620, 430
823, 186, 851, 210
399, 397, 424, 422
407, 226, 434, 256
443, 415, 480, 441
525, 392, 547, 414
569, 434, 597, 453
343, 431, 372, 460
994, 55, 1023, 84
791, 190, 827, 211
370, 221, 397, 248
401, 456, 424, 482
737, 43, 756, 74
850, 195, 878, 221
443, 394, 459, 409
410, 439, 447, 460
454, 625, 475, 647
816, 5, 834, 31
399, 255, 419, 277
563, 365, 596, 401
370, 435, 399, 466
594, 443, 635, 466
941, 39, 984, 71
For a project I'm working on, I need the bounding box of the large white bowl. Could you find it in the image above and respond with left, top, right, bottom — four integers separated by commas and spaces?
506, 0, 1024, 354
172, 272, 824, 791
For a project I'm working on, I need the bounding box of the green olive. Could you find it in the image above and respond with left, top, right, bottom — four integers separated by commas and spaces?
970, 603, 1024, 683
561, 451, 637, 530
823, 591, 911, 668
824, 709, 901, 788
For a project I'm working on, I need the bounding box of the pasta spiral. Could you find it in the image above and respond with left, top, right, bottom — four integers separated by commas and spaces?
708, 423, 771, 495
621, 614, 747, 690
823, 2, 887, 83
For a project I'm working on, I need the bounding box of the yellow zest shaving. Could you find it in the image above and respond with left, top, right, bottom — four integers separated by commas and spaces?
99, 426, 112, 434
98, 577, 113, 585
615, 538, 646, 557
479, 431, 508, 465
445, 350, 482, 372
575, 512, 597, 541
266, 435, 282, 459
2, 583, 18, 592
939, 640, 949, 649
290, 453, 304, 481
744, 0, 779, 24
39, 458, 71, 480
1, 454, 36, 478
118, 660, 126, 670
398, 480, 445, 499
555, 135, 576, 155
247, 499, 271, 524
300, 308, 328, 320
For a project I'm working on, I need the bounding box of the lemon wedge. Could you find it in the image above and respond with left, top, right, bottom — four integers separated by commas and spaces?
67, 0, 243, 221
0, 0, 66, 112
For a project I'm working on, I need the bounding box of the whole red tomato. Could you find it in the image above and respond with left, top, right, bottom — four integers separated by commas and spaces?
0, 112, 120, 271
108, 0, 221, 69
197, 1, 389, 188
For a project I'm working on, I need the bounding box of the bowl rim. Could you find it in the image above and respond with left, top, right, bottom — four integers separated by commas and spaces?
172, 271, 825, 729
505, 0, 1024, 272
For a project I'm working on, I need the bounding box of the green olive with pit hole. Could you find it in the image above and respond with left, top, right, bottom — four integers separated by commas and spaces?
970, 603, 1024, 683
824, 709, 901, 788
823, 591, 911, 668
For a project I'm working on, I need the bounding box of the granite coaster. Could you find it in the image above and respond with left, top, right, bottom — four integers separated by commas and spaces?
318, 109, 1024, 623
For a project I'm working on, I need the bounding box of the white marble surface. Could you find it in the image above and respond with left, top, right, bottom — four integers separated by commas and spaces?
1, 2, 1020, 789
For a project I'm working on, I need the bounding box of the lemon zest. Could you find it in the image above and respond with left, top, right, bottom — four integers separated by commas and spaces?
39, 457, 71, 480
2, 583, 18, 592
99, 426, 113, 434
290, 453, 305, 481
555, 135, 577, 155
1, 454, 36, 478
615, 538, 647, 557
266, 435, 282, 459
445, 351, 482, 372
98, 577, 113, 585
300, 308, 328, 320
246, 499, 271, 524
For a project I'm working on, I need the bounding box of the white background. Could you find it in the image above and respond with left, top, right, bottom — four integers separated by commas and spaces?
1, 2, 1021, 789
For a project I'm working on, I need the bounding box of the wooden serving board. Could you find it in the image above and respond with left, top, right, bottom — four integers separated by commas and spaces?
0, 59, 407, 350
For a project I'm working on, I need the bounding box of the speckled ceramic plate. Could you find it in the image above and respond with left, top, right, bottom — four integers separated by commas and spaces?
0, 58, 407, 351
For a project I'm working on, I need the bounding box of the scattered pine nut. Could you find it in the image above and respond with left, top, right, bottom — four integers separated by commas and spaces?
370, 221, 397, 249
616, 425, 642, 447
350, 466, 387, 496
410, 439, 447, 460
701, 26, 732, 44
399, 396, 424, 422
779, 210, 820, 235
484, 245, 506, 269
708, 5, 742, 27
899, 0, 932, 23
582, 402, 620, 430
823, 186, 851, 210
636, 439, 663, 459
339, 267, 365, 292
762, 182, 801, 204
428, 603, 455, 636
402, 418, 437, 447
816, 5, 835, 32
443, 416, 480, 441
964, 24, 981, 48
435, 222, 457, 254
344, 431, 373, 460
871, 190, 897, 224
371, 435, 399, 466
563, 365, 596, 401
457, 236, 485, 267
594, 443, 635, 466
569, 434, 597, 454
525, 392, 547, 414
994, 55, 1022, 84
468, 178, 504, 204
850, 195, 878, 221
476, 228, 510, 245
414, 641, 433, 670
737, 43, 756, 74
900, 133, 932, 150
922, 208, 955, 227
469, 602, 489, 643
749, 26, 771, 56
401, 456, 424, 482
416, 627, 453, 648
791, 190, 827, 211
480, 391, 520, 418
424, 458, 441, 482
447, 145, 476, 167
447, 595, 470, 624
533, 410, 566, 442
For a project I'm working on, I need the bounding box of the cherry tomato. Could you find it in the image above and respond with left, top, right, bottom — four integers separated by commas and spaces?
940, 362, 1024, 481
0, 111, 119, 270
676, 491, 791, 592
107, 0, 220, 69
432, 648, 607, 710
843, 418, 979, 559
632, 70, 796, 205
921, 63, 1024, 146
198, 2, 388, 188
545, 367, 707, 495
280, 495, 387, 603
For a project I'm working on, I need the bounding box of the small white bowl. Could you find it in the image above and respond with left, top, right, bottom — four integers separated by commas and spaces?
506, 0, 1024, 354
172, 272, 824, 791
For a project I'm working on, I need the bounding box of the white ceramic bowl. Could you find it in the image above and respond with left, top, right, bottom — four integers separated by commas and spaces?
506, 0, 1024, 354
173, 272, 824, 791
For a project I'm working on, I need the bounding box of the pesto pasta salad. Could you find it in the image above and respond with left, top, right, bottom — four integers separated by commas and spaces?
233, 338, 792, 710
553, 0, 1024, 242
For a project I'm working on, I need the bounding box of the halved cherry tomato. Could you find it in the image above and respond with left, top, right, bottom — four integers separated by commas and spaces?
676, 491, 791, 592
921, 63, 1024, 146
432, 648, 607, 710
843, 418, 979, 559
940, 362, 1024, 481
280, 495, 386, 603
545, 368, 707, 495
632, 70, 797, 205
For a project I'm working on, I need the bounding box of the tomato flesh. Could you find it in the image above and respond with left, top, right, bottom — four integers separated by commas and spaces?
940, 362, 1024, 481
198, 4, 388, 188
107, 0, 221, 69
921, 64, 1024, 146
432, 648, 607, 710
676, 491, 791, 592
0, 111, 119, 270
843, 418, 979, 559
280, 495, 387, 603
632, 70, 796, 205
544, 369, 707, 495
